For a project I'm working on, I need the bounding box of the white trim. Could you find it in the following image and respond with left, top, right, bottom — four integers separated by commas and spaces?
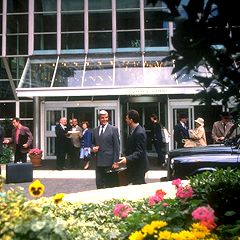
16, 85, 202, 97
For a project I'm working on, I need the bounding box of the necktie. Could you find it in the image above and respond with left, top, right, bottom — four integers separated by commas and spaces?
100, 125, 104, 135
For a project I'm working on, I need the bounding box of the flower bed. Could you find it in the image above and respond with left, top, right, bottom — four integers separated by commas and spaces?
0, 168, 240, 239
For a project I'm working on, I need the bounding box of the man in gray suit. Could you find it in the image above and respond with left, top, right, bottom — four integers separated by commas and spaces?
92, 110, 120, 189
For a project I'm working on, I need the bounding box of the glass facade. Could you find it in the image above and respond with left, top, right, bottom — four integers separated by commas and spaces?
0, 0, 197, 126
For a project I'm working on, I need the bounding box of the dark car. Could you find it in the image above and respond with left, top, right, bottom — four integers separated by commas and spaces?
166, 138, 240, 180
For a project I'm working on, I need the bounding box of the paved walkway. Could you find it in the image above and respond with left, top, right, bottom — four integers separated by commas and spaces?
1, 166, 167, 200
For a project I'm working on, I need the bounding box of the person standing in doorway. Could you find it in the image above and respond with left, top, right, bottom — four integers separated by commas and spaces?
68, 118, 82, 169
117, 109, 149, 185
173, 113, 190, 148
92, 110, 120, 189
80, 121, 92, 170
3, 118, 33, 163
55, 117, 71, 170
212, 112, 235, 144
150, 114, 166, 168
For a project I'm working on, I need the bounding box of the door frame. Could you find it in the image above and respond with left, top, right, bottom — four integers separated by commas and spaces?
41, 100, 120, 159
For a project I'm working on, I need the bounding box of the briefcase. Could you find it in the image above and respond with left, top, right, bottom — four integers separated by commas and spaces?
106, 167, 129, 187
6, 162, 33, 184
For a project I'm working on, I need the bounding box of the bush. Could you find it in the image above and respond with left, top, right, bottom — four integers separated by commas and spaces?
0, 145, 13, 164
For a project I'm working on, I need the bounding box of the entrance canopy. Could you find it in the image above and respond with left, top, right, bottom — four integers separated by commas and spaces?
16, 53, 202, 97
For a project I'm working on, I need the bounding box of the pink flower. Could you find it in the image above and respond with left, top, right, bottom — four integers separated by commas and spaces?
176, 185, 193, 199
113, 203, 133, 218
29, 148, 43, 155
192, 206, 216, 230
172, 178, 182, 187
162, 202, 169, 207
148, 189, 166, 206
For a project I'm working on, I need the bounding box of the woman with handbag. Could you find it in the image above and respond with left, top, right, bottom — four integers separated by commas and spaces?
184, 117, 207, 147
80, 121, 92, 169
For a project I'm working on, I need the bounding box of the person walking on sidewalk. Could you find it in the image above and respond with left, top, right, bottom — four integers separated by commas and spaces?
92, 110, 120, 189
3, 118, 33, 163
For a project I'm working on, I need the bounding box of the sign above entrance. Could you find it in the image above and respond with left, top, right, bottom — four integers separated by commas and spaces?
16, 85, 201, 97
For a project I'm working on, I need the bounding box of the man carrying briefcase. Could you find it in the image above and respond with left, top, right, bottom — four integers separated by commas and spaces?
3, 118, 33, 163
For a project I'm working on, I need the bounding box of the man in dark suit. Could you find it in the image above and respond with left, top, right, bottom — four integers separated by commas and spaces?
118, 109, 149, 185
173, 113, 190, 148
3, 118, 33, 163
92, 110, 120, 189
55, 117, 71, 170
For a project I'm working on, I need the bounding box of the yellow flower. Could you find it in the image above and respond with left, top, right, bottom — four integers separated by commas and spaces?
128, 230, 145, 240
191, 223, 210, 239
158, 230, 172, 239
142, 221, 167, 236
53, 193, 65, 204
28, 179, 45, 198
171, 230, 196, 240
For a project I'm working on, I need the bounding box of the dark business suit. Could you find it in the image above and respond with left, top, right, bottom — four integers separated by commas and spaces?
55, 124, 71, 169
11, 126, 33, 163
92, 124, 120, 189
125, 124, 149, 185
174, 122, 189, 148
0, 125, 5, 156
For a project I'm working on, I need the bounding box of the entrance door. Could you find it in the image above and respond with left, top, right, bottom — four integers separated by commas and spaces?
45, 108, 66, 159
169, 100, 194, 150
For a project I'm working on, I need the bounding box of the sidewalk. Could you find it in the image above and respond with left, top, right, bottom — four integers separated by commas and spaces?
1, 165, 167, 199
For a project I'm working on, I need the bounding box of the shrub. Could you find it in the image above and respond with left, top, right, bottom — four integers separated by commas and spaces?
0, 145, 13, 164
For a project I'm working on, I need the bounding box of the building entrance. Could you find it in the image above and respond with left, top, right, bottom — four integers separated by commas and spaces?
43, 100, 119, 159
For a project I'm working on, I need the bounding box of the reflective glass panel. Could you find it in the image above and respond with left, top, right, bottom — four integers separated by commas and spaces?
89, 32, 112, 49
89, 0, 111, 10
8, 57, 27, 79
35, 14, 57, 32
61, 33, 84, 50
0, 82, 14, 100
7, 14, 28, 33
23, 59, 57, 87
61, 0, 84, 11
117, 11, 140, 30
89, 12, 112, 31
115, 55, 143, 86
54, 58, 84, 87
116, 1, 139, 9
61, 13, 84, 32
20, 102, 34, 118
34, 34, 57, 50
145, 30, 168, 47
84, 55, 114, 87
0, 102, 15, 117
7, 0, 28, 13
35, 0, 57, 12
117, 31, 140, 48
6, 35, 28, 55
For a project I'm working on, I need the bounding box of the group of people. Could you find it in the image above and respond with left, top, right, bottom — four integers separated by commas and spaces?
55, 117, 92, 171
55, 109, 149, 189
173, 112, 237, 149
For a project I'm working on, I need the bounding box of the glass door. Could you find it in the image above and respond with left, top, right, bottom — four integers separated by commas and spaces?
168, 100, 194, 150
45, 108, 66, 158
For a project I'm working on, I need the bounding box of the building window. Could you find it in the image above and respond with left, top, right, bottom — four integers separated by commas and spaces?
0, 102, 16, 117
89, 0, 112, 50
34, 0, 57, 51
61, 12, 84, 50
144, 2, 169, 49
20, 101, 34, 118
6, 8, 28, 55
116, 1, 140, 50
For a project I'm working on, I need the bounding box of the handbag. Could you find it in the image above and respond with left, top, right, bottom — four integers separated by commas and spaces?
183, 139, 197, 148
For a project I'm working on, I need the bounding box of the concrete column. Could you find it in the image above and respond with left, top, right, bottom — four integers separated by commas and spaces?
33, 97, 40, 148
